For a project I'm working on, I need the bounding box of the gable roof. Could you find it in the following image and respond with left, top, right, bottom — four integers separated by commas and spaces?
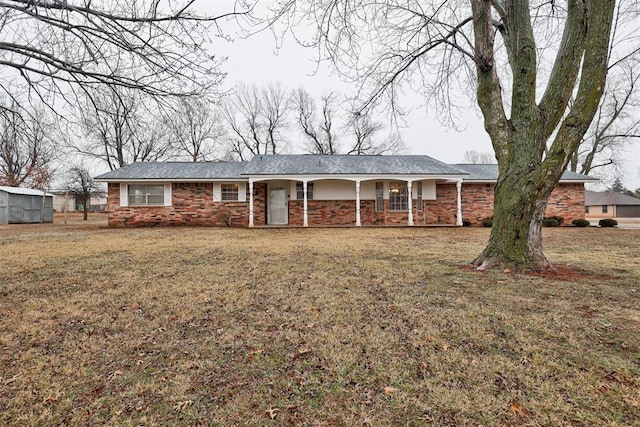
455, 164, 597, 182
0, 186, 51, 197
95, 162, 247, 181
245, 154, 468, 176
585, 190, 640, 206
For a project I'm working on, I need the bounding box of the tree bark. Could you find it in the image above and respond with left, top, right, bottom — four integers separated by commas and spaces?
472, 0, 615, 270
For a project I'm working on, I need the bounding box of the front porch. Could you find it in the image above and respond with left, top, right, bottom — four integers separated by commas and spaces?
248, 177, 464, 228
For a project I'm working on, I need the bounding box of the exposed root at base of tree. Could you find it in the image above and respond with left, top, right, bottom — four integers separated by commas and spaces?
472, 255, 551, 273
462, 263, 612, 282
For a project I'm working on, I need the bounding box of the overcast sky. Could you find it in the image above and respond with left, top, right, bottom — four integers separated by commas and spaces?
208, 3, 640, 191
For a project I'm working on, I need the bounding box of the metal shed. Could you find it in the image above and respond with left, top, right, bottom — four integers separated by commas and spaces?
0, 186, 54, 224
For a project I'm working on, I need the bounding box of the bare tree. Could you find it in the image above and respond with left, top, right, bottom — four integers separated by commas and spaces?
0, 1, 247, 112
463, 150, 496, 164
292, 88, 403, 155
570, 56, 640, 182
65, 165, 103, 221
345, 111, 404, 155
72, 87, 172, 170
265, 1, 631, 270
222, 83, 289, 161
165, 98, 226, 162
0, 104, 57, 187
292, 88, 340, 154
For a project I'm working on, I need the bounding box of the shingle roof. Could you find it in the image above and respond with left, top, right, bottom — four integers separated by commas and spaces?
454, 164, 597, 182
585, 190, 640, 206
245, 155, 468, 176
95, 162, 247, 180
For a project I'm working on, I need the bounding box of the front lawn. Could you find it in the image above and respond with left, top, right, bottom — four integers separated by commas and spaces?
0, 222, 638, 425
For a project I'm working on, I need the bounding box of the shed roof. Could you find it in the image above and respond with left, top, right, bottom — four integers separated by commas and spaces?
454, 164, 597, 182
245, 154, 468, 176
0, 186, 52, 196
585, 190, 640, 206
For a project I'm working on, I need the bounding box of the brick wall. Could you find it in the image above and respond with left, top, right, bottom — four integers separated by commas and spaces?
425, 182, 587, 226
106, 183, 267, 227
288, 199, 430, 226
107, 181, 586, 227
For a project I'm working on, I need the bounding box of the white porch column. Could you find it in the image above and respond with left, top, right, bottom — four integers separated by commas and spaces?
456, 179, 463, 226
249, 179, 255, 228
407, 180, 414, 226
355, 180, 361, 226
303, 180, 309, 227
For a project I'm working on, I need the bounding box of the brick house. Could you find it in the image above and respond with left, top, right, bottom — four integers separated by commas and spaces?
95, 154, 595, 227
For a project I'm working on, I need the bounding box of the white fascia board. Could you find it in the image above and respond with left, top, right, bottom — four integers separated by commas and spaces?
247, 174, 468, 182
96, 178, 248, 183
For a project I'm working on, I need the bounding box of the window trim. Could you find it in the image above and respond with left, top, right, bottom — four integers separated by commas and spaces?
389, 181, 409, 211
375, 182, 384, 212
127, 183, 166, 207
221, 183, 239, 201
296, 182, 314, 200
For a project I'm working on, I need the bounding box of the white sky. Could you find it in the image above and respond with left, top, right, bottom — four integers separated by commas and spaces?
209, 5, 640, 191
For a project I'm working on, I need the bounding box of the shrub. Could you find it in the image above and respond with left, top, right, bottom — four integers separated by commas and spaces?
572, 218, 590, 227
599, 218, 618, 228
548, 215, 564, 225
542, 217, 561, 227
482, 218, 493, 227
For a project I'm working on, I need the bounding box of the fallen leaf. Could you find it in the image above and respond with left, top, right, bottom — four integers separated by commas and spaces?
510, 401, 527, 416
266, 407, 279, 419
442, 343, 451, 351
426, 335, 436, 342
383, 386, 398, 394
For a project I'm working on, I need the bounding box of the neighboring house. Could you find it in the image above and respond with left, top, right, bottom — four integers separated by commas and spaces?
50, 191, 108, 213
585, 190, 640, 218
95, 154, 596, 227
0, 186, 53, 224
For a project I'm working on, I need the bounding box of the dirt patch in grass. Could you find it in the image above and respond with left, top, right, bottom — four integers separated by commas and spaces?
0, 225, 638, 426
461, 263, 613, 282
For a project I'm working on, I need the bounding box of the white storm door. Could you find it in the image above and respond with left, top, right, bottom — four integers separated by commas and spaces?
268, 187, 287, 224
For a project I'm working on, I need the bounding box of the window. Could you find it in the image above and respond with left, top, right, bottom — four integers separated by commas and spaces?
221, 184, 239, 201
585, 206, 590, 214
296, 182, 314, 200
375, 182, 384, 211
128, 184, 164, 206
417, 182, 423, 211
602, 205, 608, 214
389, 182, 408, 211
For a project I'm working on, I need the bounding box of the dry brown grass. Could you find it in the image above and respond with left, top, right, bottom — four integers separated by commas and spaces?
1, 214, 639, 426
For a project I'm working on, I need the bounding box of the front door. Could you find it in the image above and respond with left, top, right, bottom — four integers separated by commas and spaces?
268, 187, 287, 225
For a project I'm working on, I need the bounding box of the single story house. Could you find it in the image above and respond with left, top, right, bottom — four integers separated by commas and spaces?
95, 154, 596, 227
0, 186, 54, 224
585, 190, 640, 218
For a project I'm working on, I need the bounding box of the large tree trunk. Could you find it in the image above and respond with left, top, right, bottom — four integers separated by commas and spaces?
469, 0, 615, 271
473, 173, 551, 270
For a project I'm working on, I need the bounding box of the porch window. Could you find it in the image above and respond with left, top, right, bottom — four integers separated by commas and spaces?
602, 205, 608, 214
585, 206, 589, 214
417, 182, 423, 211
221, 183, 239, 201
128, 184, 164, 206
375, 182, 384, 211
389, 182, 408, 211
296, 182, 314, 200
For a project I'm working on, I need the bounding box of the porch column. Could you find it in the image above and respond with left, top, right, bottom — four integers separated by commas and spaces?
355, 180, 361, 226
456, 179, 463, 226
303, 180, 308, 227
407, 180, 414, 226
249, 179, 255, 228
